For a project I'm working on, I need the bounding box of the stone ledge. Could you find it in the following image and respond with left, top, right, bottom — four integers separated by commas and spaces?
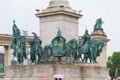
4, 64, 110, 80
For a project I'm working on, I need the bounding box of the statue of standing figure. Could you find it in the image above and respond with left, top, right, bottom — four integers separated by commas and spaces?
28, 32, 43, 64
94, 18, 104, 30
11, 20, 26, 65
11, 20, 21, 56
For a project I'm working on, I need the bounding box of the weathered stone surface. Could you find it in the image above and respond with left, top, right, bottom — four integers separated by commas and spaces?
4, 64, 110, 80
36, 0, 82, 47
36, 14, 81, 47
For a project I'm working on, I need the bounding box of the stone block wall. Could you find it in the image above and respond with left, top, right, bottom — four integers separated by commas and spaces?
4, 64, 110, 80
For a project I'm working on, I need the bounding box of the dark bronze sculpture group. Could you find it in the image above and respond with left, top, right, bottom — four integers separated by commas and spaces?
11, 18, 104, 65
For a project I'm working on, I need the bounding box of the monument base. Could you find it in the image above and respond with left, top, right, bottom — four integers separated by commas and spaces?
4, 64, 110, 80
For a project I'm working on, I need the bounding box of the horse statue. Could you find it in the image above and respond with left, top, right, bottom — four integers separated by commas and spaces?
42, 45, 51, 63
50, 28, 66, 64
15, 36, 26, 65
78, 29, 104, 63
29, 32, 43, 64
65, 39, 78, 64
78, 29, 91, 63
50, 36, 66, 63
89, 39, 104, 63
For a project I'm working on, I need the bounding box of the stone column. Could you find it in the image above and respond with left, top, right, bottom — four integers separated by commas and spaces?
4, 46, 11, 67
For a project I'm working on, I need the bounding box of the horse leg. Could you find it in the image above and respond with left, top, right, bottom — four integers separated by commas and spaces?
33, 54, 37, 65
89, 56, 92, 63
66, 52, 70, 64
46, 52, 49, 63
90, 48, 94, 63
74, 52, 79, 63
54, 57, 58, 64
58, 56, 62, 64
66, 54, 68, 64
79, 53, 83, 63
85, 58, 87, 63
37, 53, 41, 64
45, 55, 49, 64
69, 54, 73, 64
20, 56, 23, 65
94, 57, 97, 63
84, 54, 88, 63
16, 52, 21, 65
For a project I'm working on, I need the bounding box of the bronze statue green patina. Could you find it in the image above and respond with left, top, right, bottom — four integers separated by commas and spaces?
42, 28, 104, 64
78, 29, 104, 63
65, 39, 78, 64
78, 29, 91, 63
15, 36, 26, 65
57, 28, 61, 36
43, 45, 51, 63
11, 20, 21, 56
94, 18, 103, 30
21, 36, 27, 59
89, 39, 104, 63
81, 29, 91, 45
11, 21, 26, 65
0, 63, 3, 73
11, 21, 105, 64
29, 32, 42, 64
50, 28, 66, 63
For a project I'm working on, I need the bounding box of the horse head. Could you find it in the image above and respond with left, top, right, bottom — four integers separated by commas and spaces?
68, 39, 77, 49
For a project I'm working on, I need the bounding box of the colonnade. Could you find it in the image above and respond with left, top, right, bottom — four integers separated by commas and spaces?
0, 34, 31, 68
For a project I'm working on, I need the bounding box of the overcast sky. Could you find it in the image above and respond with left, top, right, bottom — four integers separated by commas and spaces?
0, 0, 120, 56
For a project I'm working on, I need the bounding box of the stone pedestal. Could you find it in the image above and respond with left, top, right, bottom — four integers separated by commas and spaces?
36, 0, 82, 46
4, 64, 110, 80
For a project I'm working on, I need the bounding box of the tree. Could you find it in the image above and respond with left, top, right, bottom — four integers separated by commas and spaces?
107, 51, 120, 79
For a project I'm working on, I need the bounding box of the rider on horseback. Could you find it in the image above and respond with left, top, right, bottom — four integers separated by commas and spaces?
29, 32, 42, 64
81, 29, 91, 46
11, 20, 26, 65
78, 29, 91, 63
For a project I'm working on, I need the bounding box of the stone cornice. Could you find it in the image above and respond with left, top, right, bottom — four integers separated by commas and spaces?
0, 34, 32, 46
90, 29, 110, 43
35, 9, 82, 18
0, 34, 12, 46
91, 36, 110, 43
